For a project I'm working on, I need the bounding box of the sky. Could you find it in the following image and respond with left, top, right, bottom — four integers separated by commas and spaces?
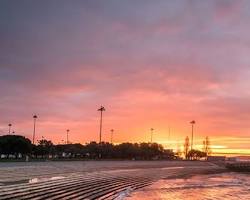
1, 0, 250, 155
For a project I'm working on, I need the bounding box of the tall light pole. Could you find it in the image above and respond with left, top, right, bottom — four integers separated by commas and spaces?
66, 129, 70, 144
190, 120, 195, 150
32, 115, 38, 144
150, 128, 154, 143
98, 106, 105, 143
8, 124, 12, 134
110, 129, 114, 144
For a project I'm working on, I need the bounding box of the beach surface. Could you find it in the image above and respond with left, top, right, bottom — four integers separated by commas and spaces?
126, 172, 250, 200
0, 161, 226, 199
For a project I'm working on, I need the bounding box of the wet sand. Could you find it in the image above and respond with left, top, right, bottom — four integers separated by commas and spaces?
126, 172, 250, 200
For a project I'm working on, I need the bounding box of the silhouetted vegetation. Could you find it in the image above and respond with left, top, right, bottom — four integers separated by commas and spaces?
0, 135, 175, 161
203, 136, 212, 157
183, 136, 211, 160
33, 139, 55, 158
187, 149, 207, 160
52, 142, 175, 160
0, 135, 213, 161
0, 135, 32, 158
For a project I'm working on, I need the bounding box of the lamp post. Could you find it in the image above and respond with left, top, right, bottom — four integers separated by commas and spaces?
150, 128, 154, 143
190, 120, 195, 150
8, 124, 12, 134
32, 115, 38, 144
97, 106, 105, 143
66, 129, 70, 144
110, 129, 114, 144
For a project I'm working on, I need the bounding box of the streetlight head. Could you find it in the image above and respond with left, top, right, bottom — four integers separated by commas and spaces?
33, 115, 38, 119
67, 129, 70, 132
8, 123, 12, 127
190, 120, 195, 124
98, 106, 105, 111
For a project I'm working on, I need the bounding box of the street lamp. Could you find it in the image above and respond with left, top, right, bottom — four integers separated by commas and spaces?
150, 128, 154, 143
190, 120, 196, 150
110, 129, 114, 144
66, 129, 70, 144
97, 106, 105, 143
8, 124, 12, 134
32, 115, 38, 144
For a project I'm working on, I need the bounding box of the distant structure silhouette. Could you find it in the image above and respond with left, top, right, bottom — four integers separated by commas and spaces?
8, 123, 12, 134
32, 115, 38, 144
110, 129, 114, 144
190, 120, 195, 150
98, 106, 105, 143
150, 128, 154, 143
66, 129, 70, 144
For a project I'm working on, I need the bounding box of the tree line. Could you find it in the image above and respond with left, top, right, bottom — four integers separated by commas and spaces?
0, 135, 211, 161
0, 135, 175, 160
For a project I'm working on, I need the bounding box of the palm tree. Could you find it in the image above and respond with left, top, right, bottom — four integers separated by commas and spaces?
8, 124, 12, 134
190, 120, 195, 150
32, 115, 38, 144
97, 106, 105, 143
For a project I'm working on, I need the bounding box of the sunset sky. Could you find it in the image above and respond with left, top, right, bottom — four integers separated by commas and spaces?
1, 1, 250, 155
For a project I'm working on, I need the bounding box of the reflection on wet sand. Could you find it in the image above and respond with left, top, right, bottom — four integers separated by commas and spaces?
126, 172, 250, 200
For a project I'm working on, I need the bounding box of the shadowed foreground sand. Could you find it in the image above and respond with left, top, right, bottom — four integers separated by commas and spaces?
0, 161, 226, 199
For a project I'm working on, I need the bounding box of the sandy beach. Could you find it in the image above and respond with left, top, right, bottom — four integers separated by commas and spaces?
0, 161, 226, 199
